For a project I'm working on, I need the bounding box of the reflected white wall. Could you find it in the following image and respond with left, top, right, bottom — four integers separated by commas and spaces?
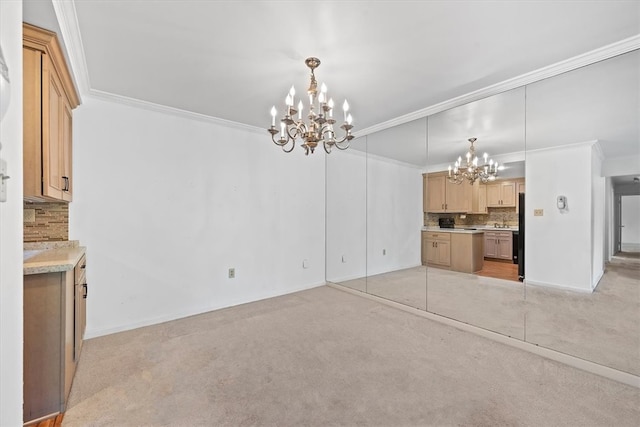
366, 154, 423, 277
526, 142, 603, 292
621, 195, 640, 250
326, 148, 367, 282
591, 145, 605, 287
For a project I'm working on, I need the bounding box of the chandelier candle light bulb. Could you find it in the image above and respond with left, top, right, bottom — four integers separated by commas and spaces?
267, 57, 354, 155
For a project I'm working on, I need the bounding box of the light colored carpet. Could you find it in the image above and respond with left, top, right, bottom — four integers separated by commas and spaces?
64, 286, 639, 426
334, 257, 639, 376
526, 255, 640, 376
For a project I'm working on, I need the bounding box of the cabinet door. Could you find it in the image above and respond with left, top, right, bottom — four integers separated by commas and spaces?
426, 175, 446, 212
24, 273, 64, 421
497, 233, 513, 260
426, 240, 437, 264
501, 182, 516, 207
421, 234, 429, 265
436, 241, 451, 266
42, 56, 66, 200
477, 184, 487, 213
61, 100, 73, 201
486, 184, 502, 207
74, 283, 86, 361
446, 180, 472, 212
484, 233, 498, 258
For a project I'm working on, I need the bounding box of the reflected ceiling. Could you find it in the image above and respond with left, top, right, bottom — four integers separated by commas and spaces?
22, 0, 640, 133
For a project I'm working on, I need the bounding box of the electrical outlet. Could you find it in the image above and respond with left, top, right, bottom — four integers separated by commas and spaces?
534, 209, 544, 217
341, 255, 346, 263
228, 268, 235, 278
383, 249, 386, 255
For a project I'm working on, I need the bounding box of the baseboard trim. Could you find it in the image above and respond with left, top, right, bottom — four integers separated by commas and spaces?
327, 283, 640, 389
85, 280, 326, 339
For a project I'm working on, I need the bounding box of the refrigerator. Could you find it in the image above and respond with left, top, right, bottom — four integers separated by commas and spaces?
518, 192, 525, 281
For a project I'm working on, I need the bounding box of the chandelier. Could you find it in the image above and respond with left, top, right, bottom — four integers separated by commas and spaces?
448, 138, 498, 184
268, 57, 354, 155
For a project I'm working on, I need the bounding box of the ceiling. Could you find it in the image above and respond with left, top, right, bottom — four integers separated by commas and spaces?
23, 0, 640, 171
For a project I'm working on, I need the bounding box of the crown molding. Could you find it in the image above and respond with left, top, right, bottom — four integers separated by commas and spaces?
526, 140, 601, 155
86, 89, 265, 134
51, 0, 88, 101
357, 35, 640, 137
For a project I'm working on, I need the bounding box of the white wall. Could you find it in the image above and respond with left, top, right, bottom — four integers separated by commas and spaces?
70, 97, 326, 338
325, 149, 423, 282
591, 145, 604, 288
526, 142, 597, 292
366, 154, 423, 276
0, 0, 24, 424
621, 195, 640, 251
326, 149, 366, 282
604, 177, 614, 261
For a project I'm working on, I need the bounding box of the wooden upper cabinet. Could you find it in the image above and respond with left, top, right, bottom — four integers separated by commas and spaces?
425, 174, 447, 213
424, 173, 471, 213
471, 180, 487, 214
486, 180, 516, 207
445, 179, 472, 212
23, 23, 80, 202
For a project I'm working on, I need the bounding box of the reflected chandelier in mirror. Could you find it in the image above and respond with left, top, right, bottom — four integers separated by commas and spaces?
448, 138, 499, 184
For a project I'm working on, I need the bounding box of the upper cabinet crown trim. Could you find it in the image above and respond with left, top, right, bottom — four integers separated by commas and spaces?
23, 23, 81, 109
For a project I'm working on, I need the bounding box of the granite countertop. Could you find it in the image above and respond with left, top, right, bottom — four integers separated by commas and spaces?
421, 227, 485, 234
24, 240, 86, 275
422, 226, 518, 234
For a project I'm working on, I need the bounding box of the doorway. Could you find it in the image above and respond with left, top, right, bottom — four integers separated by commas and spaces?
619, 194, 640, 254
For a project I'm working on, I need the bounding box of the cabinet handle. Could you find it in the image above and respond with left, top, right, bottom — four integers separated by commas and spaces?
62, 176, 69, 191
83, 283, 88, 299
81, 264, 86, 269
442, 204, 444, 209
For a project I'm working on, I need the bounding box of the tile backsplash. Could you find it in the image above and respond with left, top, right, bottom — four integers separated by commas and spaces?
425, 207, 518, 227
24, 201, 69, 242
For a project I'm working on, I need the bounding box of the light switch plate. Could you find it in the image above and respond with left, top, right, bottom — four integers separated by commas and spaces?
534, 209, 544, 216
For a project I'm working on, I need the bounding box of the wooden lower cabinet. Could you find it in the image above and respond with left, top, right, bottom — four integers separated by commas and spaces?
484, 231, 513, 261
450, 233, 485, 273
424, 231, 451, 267
24, 255, 87, 423
422, 231, 484, 272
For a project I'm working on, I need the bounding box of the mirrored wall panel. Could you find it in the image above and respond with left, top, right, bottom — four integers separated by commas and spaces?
364, 118, 428, 310
523, 50, 640, 375
425, 88, 526, 339
326, 137, 367, 292
326, 49, 639, 377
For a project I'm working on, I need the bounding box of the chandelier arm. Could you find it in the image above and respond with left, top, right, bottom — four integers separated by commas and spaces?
281, 138, 296, 153
323, 141, 332, 154
270, 132, 288, 147
335, 139, 350, 150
